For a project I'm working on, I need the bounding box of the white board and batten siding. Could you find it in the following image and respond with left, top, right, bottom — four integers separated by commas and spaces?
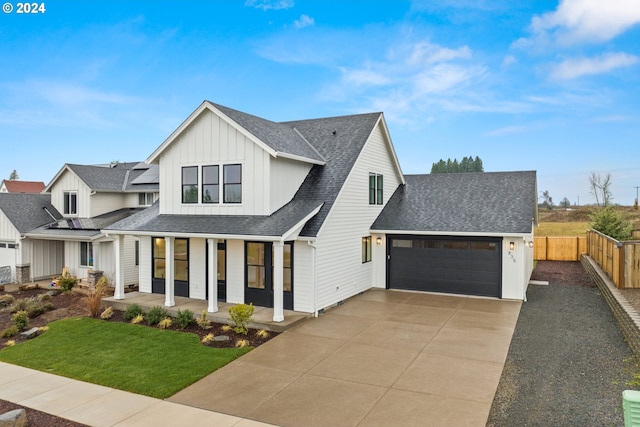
189, 238, 206, 300
49, 170, 91, 217
90, 193, 126, 218
24, 239, 64, 281
314, 121, 403, 311
225, 240, 245, 304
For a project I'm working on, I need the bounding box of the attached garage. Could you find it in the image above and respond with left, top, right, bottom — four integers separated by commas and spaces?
0, 242, 17, 283
388, 235, 502, 297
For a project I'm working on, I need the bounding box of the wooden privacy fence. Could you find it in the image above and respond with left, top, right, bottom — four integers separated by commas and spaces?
534, 236, 587, 261
586, 229, 640, 289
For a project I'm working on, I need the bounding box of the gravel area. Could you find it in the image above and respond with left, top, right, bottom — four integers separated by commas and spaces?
487, 261, 638, 427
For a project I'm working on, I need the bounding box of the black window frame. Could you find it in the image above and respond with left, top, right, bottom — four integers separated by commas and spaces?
369, 173, 383, 205
362, 236, 372, 263
80, 241, 93, 267
223, 164, 242, 204
182, 166, 198, 204
202, 165, 220, 204
63, 191, 78, 215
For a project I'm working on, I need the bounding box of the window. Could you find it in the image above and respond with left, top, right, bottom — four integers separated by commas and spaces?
202, 165, 219, 204
283, 242, 293, 292
223, 164, 242, 203
246, 242, 265, 289
443, 241, 468, 250
369, 173, 383, 205
134, 240, 140, 266
174, 238, 189, 282
392, 239, 413, 248
7, 243, 17, 249
362, 236, 372, 263
153, 238, 166, 279
138, 192, 154, 206
64, 191, 78, 215
80, 242, 93, 267
182, 166, 198, 203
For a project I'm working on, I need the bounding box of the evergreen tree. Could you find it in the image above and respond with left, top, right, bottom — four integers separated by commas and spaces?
9, 170, 18, 180
430, 156, 485, 173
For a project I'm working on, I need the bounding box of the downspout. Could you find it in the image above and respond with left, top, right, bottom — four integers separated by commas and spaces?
307, 240, 318, 317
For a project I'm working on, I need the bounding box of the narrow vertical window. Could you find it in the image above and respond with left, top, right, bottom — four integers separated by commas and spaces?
80, 242, 93, 267
202, 165, 219, 203
153, 238, 166, 279
64, 191, 78, 215
362, 236, 372, 263
134, 240, 140, 266
223, 164, 242, 203
182, 166, 198, 203
368, 173, 383, 205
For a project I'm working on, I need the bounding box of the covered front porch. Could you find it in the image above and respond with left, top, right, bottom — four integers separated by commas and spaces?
103, 292, 309, 333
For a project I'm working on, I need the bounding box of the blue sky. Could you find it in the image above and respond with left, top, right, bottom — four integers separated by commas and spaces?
1, 0, 639, 205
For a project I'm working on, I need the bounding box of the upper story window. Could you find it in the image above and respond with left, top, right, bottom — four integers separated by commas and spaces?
223, 164, 242, 204
182, 166, 198, 204
202, 165, 219, 204
138, 192, 154, 206
63, 191, 78, 215
369, 173, 383, 205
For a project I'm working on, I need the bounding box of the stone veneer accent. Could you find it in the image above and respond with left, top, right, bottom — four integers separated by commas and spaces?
582, 255, 640, 358
88, 270, 104, 286
15, 264, 30, 284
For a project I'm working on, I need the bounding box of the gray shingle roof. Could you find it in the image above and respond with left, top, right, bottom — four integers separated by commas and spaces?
372, 171, 537, 234
0, 193, 62, 234
211, 102, 325, 163
65, 162, 159, 192
284, 112, 383, 237
104, 200, 323, 237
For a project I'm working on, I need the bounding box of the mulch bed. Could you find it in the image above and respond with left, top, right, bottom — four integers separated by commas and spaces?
0, 285, 279, 426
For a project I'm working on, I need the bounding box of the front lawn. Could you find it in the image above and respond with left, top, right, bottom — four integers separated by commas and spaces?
0, 317, 250, 398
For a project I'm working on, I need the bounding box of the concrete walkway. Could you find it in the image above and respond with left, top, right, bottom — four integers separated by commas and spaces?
170, 289, 521, 427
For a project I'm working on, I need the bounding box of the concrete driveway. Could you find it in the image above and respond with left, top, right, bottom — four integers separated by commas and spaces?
169, 289, 521, 427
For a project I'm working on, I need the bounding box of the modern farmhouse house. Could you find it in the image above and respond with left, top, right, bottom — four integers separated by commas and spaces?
104, 101, 538, 322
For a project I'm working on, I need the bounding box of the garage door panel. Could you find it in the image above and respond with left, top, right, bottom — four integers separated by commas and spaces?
388, 236, 502, 298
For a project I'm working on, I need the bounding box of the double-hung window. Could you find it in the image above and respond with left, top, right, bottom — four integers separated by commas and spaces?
369, 173, 383, 205
182, 166, 198, 203
64, 191, 78, 215
138, 192, 154, 206
202, 165, 219, 203
80, 242, 93, 267
224, 164, 242, 203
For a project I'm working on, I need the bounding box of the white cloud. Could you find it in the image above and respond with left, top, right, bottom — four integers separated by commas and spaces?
484, 125, 528, 137
502, 55, 517, 67
293, 14, 314, 29
550, 52, 639, 79
527, 0, 640, 45
408, 42, 471, 66
245, 0, 294, 11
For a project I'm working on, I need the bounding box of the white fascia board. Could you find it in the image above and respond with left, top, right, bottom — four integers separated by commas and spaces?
24, 232, 104, 242
369, 230, 530, 238
103, 229, 283, 242
377, 114, 406, 185
43, 164, 74, 193
275, 151, 325, 166
281, 203, 324, 241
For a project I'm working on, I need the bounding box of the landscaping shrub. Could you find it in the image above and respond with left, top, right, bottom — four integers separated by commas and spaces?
1, 326, 18, 338
0, 294, 15, 308
202, 333, 214, 344
131, 314, 144, 324
175, 309, 194, 330
229, 303, 254, 335
590, 206, 633, 241
123, 303, 144, 321
100, 306, 113, 320
86, 276, 109, 317
58, 275, 78, 291
10, 297, 54, 318
158, 317, 172, 329
146, 306, 169, 326
11, 310, 29, 331
196, 310, 211, 329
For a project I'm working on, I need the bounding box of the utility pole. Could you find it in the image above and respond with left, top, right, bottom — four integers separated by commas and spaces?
635, 186, 639, 210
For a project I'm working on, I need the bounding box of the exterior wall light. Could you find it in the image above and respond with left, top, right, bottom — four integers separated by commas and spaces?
376, 237, 382, 246
528, 241, 534, 248
509, 241, 515, 251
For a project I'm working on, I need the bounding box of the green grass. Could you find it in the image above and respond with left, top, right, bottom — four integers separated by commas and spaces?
536, 221, 591, 237
0, 318, 250, 398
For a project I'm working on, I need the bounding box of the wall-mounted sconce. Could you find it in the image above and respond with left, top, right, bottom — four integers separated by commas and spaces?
509, 241, 515, 251
528, 241, 534, 248
376, 237, 382, 246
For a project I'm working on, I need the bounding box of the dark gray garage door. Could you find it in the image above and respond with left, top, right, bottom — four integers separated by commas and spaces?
387, 235, 502, 298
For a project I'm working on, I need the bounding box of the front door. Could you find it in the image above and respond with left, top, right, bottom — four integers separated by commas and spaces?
205, 241, 227, 301
152, 237, 190, 297
245, 242, 293, 310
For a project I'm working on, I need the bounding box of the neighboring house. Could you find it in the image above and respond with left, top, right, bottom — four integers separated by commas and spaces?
0, 180, 46, 193
0, 193, 63, 283
20, 161, 160, 284
105, 101, 537, 322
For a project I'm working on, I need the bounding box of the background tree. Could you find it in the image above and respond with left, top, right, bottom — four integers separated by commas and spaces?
431, 156, 484, 173
541, 190, 554, 210
589, 172, 613, 207
559, 197, 571, 209
590, 206, 632, 240
8, 170, 18, 180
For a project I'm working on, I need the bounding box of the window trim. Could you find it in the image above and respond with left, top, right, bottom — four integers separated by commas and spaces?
138, 192, 154, 206
223, 163, 242, 204
181, 166, 198, 204
80, 242, 93, 267
63, 191, 78, 215
202, 165, 220, 204
368, 173, 383, 205
362, 236, 372, 263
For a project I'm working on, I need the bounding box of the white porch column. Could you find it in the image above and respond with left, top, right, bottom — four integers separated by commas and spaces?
272, 240, 284, 322
207, 238, 218, 313
92, 242, 100, 271
114, 235, 125, 300
165, 236, 175, 307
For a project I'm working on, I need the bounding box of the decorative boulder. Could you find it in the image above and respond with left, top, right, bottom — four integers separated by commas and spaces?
0, 408, 27, 427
